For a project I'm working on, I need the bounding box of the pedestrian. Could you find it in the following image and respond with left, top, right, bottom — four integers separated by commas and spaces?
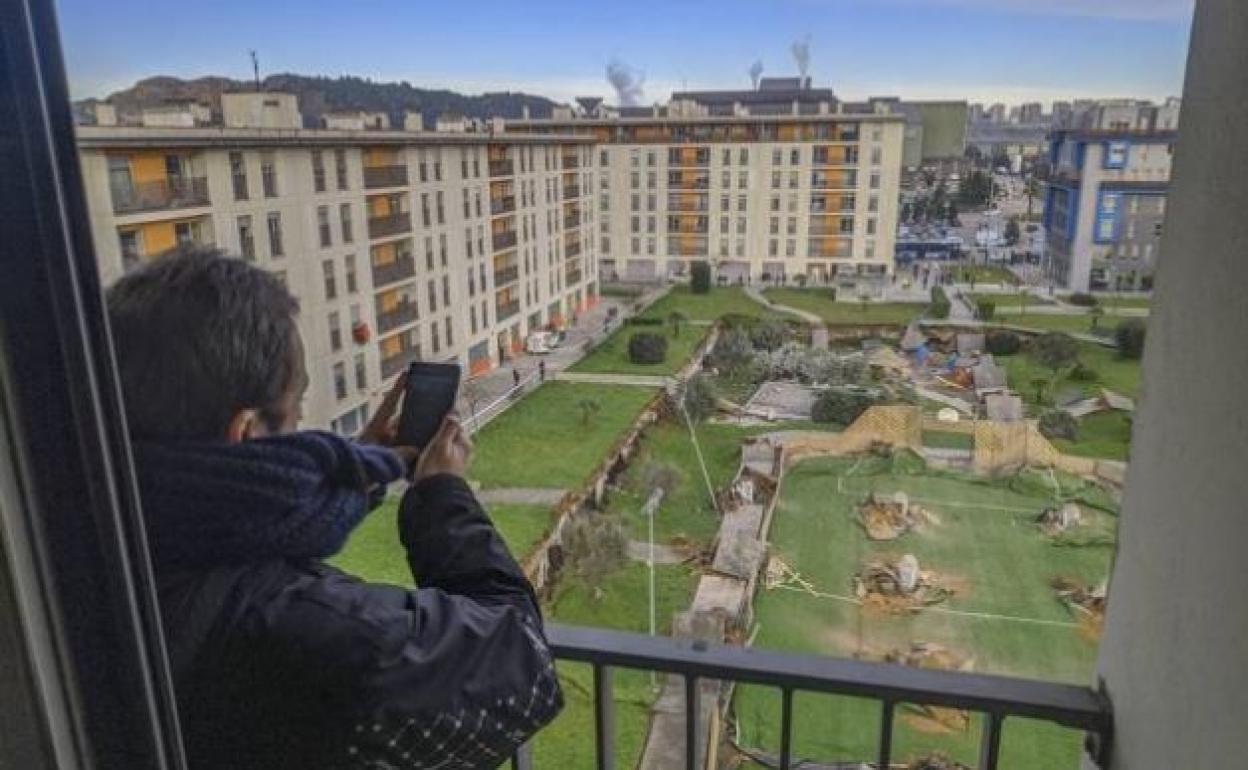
513, 368, 521, 388
539, 359, 546, 382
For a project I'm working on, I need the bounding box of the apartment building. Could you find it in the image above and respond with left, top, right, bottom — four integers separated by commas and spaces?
75, 94, 598, 435
507, 81, 905, 289
1044, 122, 1177, 291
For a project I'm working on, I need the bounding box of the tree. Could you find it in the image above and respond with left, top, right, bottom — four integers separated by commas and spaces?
795, 273, 808, 288
1089, 305, 1104, 332
680, 372, 718, 422
577, 398, 601, 427
812, 388, 882, 426
959, 170, 992, 207
1115, 318, 1147, 359
627, 332, 668, 364
985, 330, 1022, 355
706, 329, 754, 375
976, 299, 996, 321
667, 310, 688, 338
749, 319, 789, 352
561, 513, 628, 600
1032, 332, 1079, 371
946, 200, 961, 227
690, 261, 711, 294
901, 201, 914, 223
1039, 410, 1079, 441
1024, 176, 1041, 219
859, 294, 871, 315
1031, 377, 1050, 406
1004, 217, 1021, 246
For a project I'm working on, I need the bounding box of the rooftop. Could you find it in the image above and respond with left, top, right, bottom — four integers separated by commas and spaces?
75, 124, 594, 149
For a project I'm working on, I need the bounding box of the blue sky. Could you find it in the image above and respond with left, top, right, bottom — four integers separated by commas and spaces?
57, 0, 1193, 106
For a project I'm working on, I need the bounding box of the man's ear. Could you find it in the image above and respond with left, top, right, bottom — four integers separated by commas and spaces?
225, 409, 264, 443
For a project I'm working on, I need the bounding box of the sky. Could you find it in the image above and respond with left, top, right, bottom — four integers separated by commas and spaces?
57, 0, 1194, 107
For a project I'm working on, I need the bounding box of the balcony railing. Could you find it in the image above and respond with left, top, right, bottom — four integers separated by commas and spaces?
667, 236, 710, 256
111, 176, 209, 214
668, 175, 710, 190
809, 224, 854, 236
370, 255, 416, 287
667, 197, 709, 212
561, 155, 580, 169
493, 230, 518, 251
563, 213, 581, 229
376, 301, 418, 333
491, 195, 517, 215
505, 624, 1112, 770
563, 185, 581, 200
668, 223, 709, 235
489, 159, 515, 178
667, 151, 711, 167
368, 212, 413, 239
566, 241, 582, 258
496, 299, 520, 321
808, 240, 854, 259
363, 165, 409, 189
811, 172, 858, 190
565, 269, 583, 285
380, 346, 421, 380
493, 265, 520, 286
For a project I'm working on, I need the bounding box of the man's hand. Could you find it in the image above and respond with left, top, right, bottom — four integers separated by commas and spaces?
414, 417, 472, 482
359, 373, 406, 446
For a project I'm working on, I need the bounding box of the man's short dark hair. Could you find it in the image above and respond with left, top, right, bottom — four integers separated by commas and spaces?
107, 246, 300, 440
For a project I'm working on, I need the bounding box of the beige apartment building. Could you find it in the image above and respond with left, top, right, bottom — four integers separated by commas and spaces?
508, 79, 905, 288
76, 94, 598, 434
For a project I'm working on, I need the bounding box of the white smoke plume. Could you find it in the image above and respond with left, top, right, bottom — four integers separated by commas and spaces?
606, 59, 645, 107
790, 36, 812, 78
749, 60, 764, 89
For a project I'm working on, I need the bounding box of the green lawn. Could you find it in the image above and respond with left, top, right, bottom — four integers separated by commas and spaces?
1062, 294, 1153, 310
735, 455, 1117, 769
764, 289, 927, 325
571, 322, 706, 376
640, 285, 783, 322
534, 561, 701, 769
966, 291, 1053, 307
999, 341, 1142, 411
947, 264, 1019, 285
921, 429, 975, 450
468, 382, 657, 489
1053, 410, 1134, 461
993, 312, 1143, 336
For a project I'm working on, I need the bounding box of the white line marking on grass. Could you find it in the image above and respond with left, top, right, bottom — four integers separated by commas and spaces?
771, 584, 1078, 629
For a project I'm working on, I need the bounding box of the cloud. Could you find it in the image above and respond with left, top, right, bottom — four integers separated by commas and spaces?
875, 0, 1193, 22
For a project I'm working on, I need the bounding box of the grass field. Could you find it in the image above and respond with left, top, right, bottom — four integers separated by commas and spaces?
571, 322, 706, 376
467, 382, 657, 489
992, 311, 1144, 336
921, 429, 975, 450
640, 286, 783, 322
947, 264, 1019, 285
966, 291, 1053, 307
1053, 410, 1134, 461
999, 341, 1142, 404
735, 453, 1118, 769
1062, 294, 1153, 310
764, 289, 928, 325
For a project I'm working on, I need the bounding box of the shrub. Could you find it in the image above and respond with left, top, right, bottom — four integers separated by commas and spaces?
690, 261, 711, 294
1067, 292, 1099, 307
811, 388, 883, 426
930, 286, 951, 319
976, 299, 996, 321
1031, 332, 1079, 370
706, 329, 753, 373
561, 512, 628, 598
627, 332, 668, 364
826, 287, 838, 302
985, 330, 1022, 355
680, 372, 718, 422
1069, 362, 1099, 382
1039, 410, 1079, 441
1115, 318, 1147, 359
625, 316, 664, 326
749, 319, 790, 352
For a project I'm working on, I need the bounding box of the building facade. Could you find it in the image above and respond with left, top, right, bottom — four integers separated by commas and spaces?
76, 96, 598, 435
1043, 129, 1175, 291
508, 96, 904, 288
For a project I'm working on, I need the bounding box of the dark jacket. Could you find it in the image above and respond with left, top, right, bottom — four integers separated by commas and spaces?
135, 431, 561, 770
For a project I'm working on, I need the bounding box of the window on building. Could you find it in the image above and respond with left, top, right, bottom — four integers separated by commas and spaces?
772, 148, 782, 165
354, 354, 367, 391
427, 280, 437, 312
323, 259, 337, 300
630, 171, 639, 188
436, 191, 445, 224
721, 148, 731, 165
785, 239, 795, 256
318, 206, 332, 247
328, 311, 342, 351
771, 171, 781, 189
340, 203, 353, 243
442, 275, 450, 306
736, 218, 747, 234
867, 218, 877, 235
871, 147, 883, 165
769, 239, 778, 256
335, 149, 348, 190
266, 212, 284, 257
444, 316, 452, 347
344, 255, 357, 294
333, 362, 347, 400
425, 237, 434, 271
229, 151, 248, 201
236, 215, 254, 261
790, 148, 800, 165
868, 195, 879, 213
430, 320, 440, 354
870, 171, 881, 190
260, 152, 278, 197
439, 234, 447, 267
770, 217, 779, 235
738, 196, 747, 213
312, 150, 326, 192
420, 194, 430, 227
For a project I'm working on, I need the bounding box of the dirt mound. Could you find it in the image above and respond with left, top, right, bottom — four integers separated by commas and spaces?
854, 554, 955, 613
858, 491, 938, 541
908, 754, 971, 770
875, 643, 975, 733
1052, 576, 1107, 623
1037, 502, 1083, 535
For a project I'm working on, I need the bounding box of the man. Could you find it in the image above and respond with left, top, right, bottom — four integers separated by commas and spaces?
107, 247, 561, 769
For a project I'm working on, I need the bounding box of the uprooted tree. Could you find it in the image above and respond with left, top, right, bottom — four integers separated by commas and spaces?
561, 513, 628, 600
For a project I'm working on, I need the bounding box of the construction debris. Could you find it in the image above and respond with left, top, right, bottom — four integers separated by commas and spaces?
858, 491, 938, 540
882, 643, 976, 731
1037, 503, 1083, 535
1052, 576, 1107, 621
854, 554, 955, 611
909, 754, 971, 770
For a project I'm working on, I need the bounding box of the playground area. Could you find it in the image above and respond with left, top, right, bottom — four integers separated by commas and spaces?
733, 451, 1118, 770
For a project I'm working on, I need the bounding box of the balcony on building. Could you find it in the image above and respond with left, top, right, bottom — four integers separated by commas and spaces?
370, 240, 417, 287
493, 254, 520, 286
117, 215, 214, 272
667, 235, 710, 257
565, 237, 582, 258
488, 145, 514, 178
362, 146, 409, 189
808, 216, 854, 237
667, 146, 711, 167
813, 145, 860, 166
495, 294, 520, 322
807, 236, 854, 259
491, 194, 517, 215
668, 214, 710, 236
375, 294, 419, 334
560, 150, 580, 169
668, 170, 711, 190
565, 259, 583, 285
667, 193, 710, 212
380, 335, 422, 380
810, 170, 858, 190
108, 151, 210, 214
810, 194, 857, 214
367, 192, 413, 239
492, 228, 518, 251
563, 201, 582, 229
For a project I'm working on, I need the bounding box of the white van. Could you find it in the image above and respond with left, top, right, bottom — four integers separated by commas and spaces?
525, 330, 565, 354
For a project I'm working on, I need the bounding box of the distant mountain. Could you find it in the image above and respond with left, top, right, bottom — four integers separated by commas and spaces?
77, 74, 560, 128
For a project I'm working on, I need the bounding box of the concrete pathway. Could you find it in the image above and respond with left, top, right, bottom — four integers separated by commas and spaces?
742, 285, 821, 323
553, 371, 671, 388
915, 386, 976, 415
919, 318, 1119, 348
626, 540, 688, 565
476, 487, 567, 506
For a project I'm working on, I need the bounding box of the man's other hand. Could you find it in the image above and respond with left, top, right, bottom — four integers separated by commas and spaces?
414, 417, 472, 481
359, 372, 406, 446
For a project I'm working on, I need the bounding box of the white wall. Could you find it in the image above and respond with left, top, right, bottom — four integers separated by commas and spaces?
1091, 1, 1248, 766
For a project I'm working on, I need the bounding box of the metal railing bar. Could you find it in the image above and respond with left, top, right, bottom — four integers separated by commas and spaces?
778, 688, 793, 770
593, 664, 615, 770
979, 711, 1004, 770
685, 675, 700, 770
510, 741, 532, 770
877, 699, 895, 770
546, 625, 1108, 733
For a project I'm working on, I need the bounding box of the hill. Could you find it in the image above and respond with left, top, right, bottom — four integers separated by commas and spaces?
76, 73, 560, 128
